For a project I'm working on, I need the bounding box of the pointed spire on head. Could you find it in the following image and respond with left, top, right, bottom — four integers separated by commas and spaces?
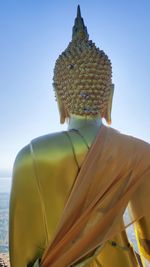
72, 5, 89, 41
77, 5, 81, 18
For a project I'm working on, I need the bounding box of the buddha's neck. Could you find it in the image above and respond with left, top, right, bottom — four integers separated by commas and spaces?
68, 114, 102, 131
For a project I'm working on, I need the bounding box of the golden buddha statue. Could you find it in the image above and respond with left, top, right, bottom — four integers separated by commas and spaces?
9, 6, 150, 267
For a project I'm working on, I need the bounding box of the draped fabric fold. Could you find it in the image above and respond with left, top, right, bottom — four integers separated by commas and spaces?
41, 125, 150, 267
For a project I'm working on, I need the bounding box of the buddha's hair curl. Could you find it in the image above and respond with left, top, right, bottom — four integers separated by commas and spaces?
53, 38, 112, 118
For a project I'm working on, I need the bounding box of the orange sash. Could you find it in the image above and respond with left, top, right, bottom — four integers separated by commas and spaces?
41, 126, 150, 267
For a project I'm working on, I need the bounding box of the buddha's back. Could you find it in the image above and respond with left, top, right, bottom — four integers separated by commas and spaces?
30, 130, 90, 240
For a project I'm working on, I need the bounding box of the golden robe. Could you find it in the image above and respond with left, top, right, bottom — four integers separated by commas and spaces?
9, 125, 150, 267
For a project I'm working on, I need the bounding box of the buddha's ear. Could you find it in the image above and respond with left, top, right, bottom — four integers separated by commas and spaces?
53, 84, 68, 124
104, 84, 114, 125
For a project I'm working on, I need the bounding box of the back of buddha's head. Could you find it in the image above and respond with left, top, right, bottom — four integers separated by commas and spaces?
53, 6, 114, 124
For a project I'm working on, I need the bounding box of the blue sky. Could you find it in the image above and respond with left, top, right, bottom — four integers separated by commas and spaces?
0, 0, 150, 175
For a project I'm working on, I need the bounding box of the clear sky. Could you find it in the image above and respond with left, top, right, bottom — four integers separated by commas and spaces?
0, 0, 150, 176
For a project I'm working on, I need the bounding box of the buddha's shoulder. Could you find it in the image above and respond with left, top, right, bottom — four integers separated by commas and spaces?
14, 131, 71, 169
31, 131, 70, 149
108, 126, 150, 154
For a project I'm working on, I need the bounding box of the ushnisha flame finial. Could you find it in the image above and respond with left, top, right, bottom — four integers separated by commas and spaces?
72, 5, 89, 41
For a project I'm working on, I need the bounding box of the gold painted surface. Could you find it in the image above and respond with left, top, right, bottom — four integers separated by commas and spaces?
9, 119, 149, 267
97, 232, 139, 267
